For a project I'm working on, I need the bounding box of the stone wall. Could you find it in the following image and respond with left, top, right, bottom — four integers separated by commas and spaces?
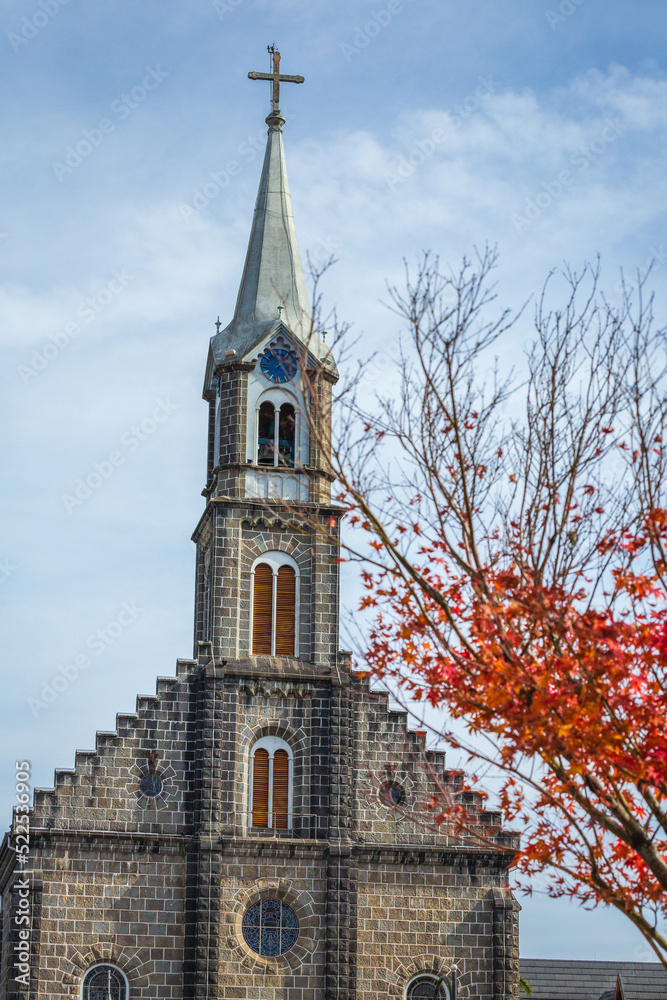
24, 841, 187, 998
216, 846, 328, 1000
29, 665, 197, 837
193, 504, 340, 667
0, 654, 517, 1000
355, 856, 516, 1000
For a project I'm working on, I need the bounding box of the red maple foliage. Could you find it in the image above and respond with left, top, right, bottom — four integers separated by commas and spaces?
302, 250, 667, 966
356, 510, 667, 967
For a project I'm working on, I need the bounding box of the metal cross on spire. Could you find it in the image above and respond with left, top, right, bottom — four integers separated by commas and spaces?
248, 45, 304, 112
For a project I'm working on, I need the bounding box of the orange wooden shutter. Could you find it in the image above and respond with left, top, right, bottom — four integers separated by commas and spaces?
272, 749, 289, 829
275, 565, 296, 656
252, 748, 269, 828
252, 563, 273, 654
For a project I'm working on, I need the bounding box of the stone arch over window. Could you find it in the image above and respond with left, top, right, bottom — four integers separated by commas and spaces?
81, 964, 128, 1000
238, 720, 311, 838
406, 974, 450, 999
250, 735, 294, 831
227, 878, 317, 972
251, 551, 299, 657
256, 389, 298, 468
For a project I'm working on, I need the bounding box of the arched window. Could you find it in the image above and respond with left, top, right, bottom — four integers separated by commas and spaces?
82, 965, 128, 1000
257, 399, 296, 467
251, 736, 293, 830
406, 975, 449, 999
251, 554, 298, 656
278, 403, 295, 466
257, 401, 275, 465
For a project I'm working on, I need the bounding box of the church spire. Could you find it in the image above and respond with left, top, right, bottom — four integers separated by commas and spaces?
212, 49, 332, 368
231, 107, 311, 340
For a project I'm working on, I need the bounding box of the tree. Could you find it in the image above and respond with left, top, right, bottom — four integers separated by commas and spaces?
305, 249, 667, 967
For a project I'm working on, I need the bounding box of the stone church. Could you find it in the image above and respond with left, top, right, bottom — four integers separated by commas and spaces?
0, 54, 519, 1000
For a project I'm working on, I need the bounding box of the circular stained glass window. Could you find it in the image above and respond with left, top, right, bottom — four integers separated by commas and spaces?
379, 781, 405, 807
242, 898, 299, 957
140, 775, 163, 797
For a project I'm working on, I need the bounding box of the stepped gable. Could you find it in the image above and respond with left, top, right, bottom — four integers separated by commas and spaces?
24, 643, 516, 854
348, 675, 517, 852
29, 659, 197, 837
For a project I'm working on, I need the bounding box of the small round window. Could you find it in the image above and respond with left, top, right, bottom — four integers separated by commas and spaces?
379, 781, 405, 807
242, 898, 299, 956
140, 775, 163, 797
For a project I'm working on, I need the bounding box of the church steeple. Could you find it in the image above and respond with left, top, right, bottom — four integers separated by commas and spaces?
210, 50, 331, 370
218, 109, 313, 351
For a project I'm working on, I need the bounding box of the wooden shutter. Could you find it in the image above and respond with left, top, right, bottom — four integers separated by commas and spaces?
252, 563, 273, 654
275, 565, 296, 656
252, 748, 269, 828
272, 749, 290, 830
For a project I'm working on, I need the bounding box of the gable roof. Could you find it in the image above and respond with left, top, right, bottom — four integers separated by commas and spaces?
520, 959, 667, 1000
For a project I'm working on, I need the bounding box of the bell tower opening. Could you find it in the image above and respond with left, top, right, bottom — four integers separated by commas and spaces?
256, 398, 296, 467
258, 401, 275, 465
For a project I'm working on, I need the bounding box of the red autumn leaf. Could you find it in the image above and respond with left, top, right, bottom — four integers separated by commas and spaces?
354, 506, 667, 967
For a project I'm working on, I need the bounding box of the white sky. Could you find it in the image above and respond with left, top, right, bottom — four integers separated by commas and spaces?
1, 0, 666, 964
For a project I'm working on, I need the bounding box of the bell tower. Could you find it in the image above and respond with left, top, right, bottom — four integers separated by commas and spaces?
192, 60, 339, 668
